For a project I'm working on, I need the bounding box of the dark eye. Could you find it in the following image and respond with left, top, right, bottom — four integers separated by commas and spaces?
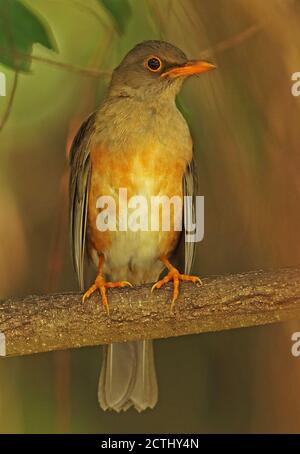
146, 56, 162, 72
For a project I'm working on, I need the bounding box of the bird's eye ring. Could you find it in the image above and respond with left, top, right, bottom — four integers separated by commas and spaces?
145, 56, 162, 72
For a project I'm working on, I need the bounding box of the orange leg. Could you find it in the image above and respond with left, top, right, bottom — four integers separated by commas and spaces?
151, 255, 202, 311
82, 255, 132, 315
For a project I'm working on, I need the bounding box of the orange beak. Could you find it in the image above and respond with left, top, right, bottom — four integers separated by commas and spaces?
161, 60, 216, 78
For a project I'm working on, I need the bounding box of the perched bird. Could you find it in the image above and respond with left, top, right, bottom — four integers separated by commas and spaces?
69, 40, 215, 412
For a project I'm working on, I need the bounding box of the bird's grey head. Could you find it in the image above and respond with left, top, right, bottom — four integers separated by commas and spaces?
108, 40, 215, 100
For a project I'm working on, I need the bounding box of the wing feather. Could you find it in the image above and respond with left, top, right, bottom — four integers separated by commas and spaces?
69, 112, 96, 290
183, 158, 198, 274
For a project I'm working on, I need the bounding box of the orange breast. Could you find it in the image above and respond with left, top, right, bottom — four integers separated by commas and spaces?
87, 141, 188, 258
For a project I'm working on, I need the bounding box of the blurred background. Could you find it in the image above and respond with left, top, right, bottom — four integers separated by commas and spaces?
0, 0, 300, 434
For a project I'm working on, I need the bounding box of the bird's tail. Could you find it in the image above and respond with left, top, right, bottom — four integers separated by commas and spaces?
98, 340, 158, 412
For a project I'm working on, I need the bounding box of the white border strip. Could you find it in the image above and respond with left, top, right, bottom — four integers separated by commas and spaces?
0, 72, 6, 97
0, 332, 6, 356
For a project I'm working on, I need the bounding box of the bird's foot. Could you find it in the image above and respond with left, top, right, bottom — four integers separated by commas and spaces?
151, 261, 202, 311
82, 275, 132, 315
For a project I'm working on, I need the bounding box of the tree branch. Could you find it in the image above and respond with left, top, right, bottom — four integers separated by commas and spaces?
199, 24, 261, 59
0, 47, 110, 78
30, 54, 111, 77
0, 267, 300, 357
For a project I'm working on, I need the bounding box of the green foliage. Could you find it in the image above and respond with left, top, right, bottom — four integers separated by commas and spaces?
0, 0, 57, 72
98, 0, 131, 34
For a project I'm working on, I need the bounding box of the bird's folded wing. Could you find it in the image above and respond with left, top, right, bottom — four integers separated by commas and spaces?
69, 112, 96, 290
183, 158, 198, 274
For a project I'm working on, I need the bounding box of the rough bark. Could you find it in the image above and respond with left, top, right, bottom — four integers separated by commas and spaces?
0, 267, 300, 357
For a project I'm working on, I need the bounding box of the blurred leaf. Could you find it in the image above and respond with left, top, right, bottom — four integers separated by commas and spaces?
98, 0, 131, 34
0, 0, 57, 72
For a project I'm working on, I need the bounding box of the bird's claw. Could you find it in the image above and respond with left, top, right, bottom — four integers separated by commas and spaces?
152, 270, 202, 312
82, 276, 132, 315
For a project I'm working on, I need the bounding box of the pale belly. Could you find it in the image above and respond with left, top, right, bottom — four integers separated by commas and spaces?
101, 230, 177, 284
